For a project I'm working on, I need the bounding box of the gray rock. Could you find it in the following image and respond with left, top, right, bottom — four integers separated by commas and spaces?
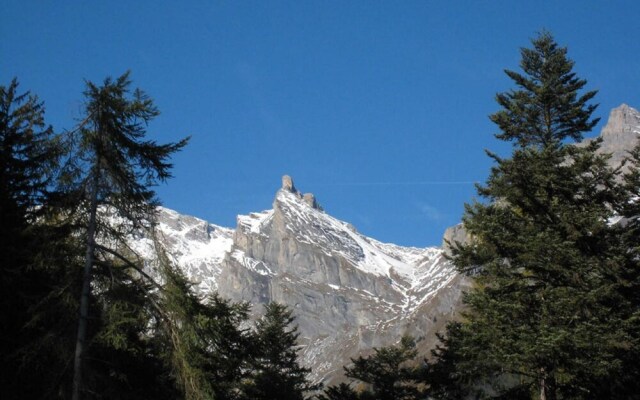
593, 104, 640, 171
282, 175, 295, 192
303, 193, 319, 209
442, 223, 469, 256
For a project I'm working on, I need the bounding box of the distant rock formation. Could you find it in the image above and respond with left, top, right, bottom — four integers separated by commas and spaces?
442, 223, 469, 256
601, 104, 640, 137
281, 174, 322, 210
302, 193, 318, 208
282, 174, 296, 192
590, 104, 640, 171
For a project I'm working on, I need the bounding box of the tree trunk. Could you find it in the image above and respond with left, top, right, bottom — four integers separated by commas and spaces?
72, 169, 99, 400
540, 368, 556, 400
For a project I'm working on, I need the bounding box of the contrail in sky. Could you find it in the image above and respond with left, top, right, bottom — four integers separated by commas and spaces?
313, 181, 479, 186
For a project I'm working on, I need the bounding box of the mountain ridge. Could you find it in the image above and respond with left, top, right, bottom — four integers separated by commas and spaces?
138, 175, 463, 384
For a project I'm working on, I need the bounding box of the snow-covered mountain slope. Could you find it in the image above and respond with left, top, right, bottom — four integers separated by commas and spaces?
146, 176, 465, 384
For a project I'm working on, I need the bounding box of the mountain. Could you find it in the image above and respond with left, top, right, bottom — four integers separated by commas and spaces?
133, 175, 465, 385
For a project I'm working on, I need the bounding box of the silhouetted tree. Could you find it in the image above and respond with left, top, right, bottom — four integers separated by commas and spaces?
321, 336, 426, 400
67, 71, 188, 399
0, 78, 68, 398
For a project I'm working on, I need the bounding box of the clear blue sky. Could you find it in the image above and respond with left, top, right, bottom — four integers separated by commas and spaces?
2, 1, 640, 246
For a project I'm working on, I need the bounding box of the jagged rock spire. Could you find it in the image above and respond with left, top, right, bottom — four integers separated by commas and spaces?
282, 175, 296, 192
280, 175, 322, 210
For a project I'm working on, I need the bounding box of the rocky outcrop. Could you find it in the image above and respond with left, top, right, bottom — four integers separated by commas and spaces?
442, 223, 469, 256
592, 104, 640, 171
303, 193, 319, 209
601, 104, 640, 137
282, 174, 296, 192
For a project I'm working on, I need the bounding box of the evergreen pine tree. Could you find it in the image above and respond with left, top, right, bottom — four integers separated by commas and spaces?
316, 383, 360, 400
154, 244, 253, 400
244, 303, 316, 400
341, 336, 424, 400
66, 71, 189, 400
441, 31, 640, 399
0, 78, 69, 398
425, 323, 483, 400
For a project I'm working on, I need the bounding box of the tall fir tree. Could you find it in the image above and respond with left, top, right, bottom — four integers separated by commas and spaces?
153, 242, 253, 400
66, 71, 189, 400
244, 303, 316, 400
345, 336, 424, 400
438, 32, 640, 399
319, 336, 425, 400
0, 78, 70, 398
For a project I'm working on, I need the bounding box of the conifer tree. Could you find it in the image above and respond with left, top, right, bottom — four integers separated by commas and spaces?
316, 383, 361, 400
154, 245, 253, 400
343, 336, 424, 400
424, 323, 482, 400
441, 31, 640, 399
67, 71, 189, 400
0, 78, 68, 398
244, 303, 316, 400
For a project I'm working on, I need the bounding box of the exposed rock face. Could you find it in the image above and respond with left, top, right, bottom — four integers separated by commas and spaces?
442, 223, 468, 256
303, 193, 318, 209
141, 178, 464, 385
601, 104, 640, 137
220, 186, 464, 383
282, 174, 295, 192
591, 104, 640, 171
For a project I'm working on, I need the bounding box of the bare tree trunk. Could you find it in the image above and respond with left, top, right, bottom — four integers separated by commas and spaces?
540, 368, 556, 400
72, 169, 99, 400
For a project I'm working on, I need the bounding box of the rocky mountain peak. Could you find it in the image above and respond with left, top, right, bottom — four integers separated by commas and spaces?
601, 104, 640, 137
140, 176, 463, 385
588, 103, 640, 171
282, 174, 296, 192
279, 175, 322, 210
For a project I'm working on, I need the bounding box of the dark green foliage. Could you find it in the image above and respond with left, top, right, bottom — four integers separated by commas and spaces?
0, 78, 59, 313
316, 383, 360, 400
82, 266, 178, 400
0, 78, 70, 399
0, 78, 61, 222
436, 32, 640, 399
244, 303, 317, 400
491, 31, 598, 147
321, 336, 425, 400
71, 71, 189, 222
154, 248, 252, 400
425, 323, 483, 400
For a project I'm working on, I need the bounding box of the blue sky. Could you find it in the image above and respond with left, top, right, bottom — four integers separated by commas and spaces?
2, 1, 640, 246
